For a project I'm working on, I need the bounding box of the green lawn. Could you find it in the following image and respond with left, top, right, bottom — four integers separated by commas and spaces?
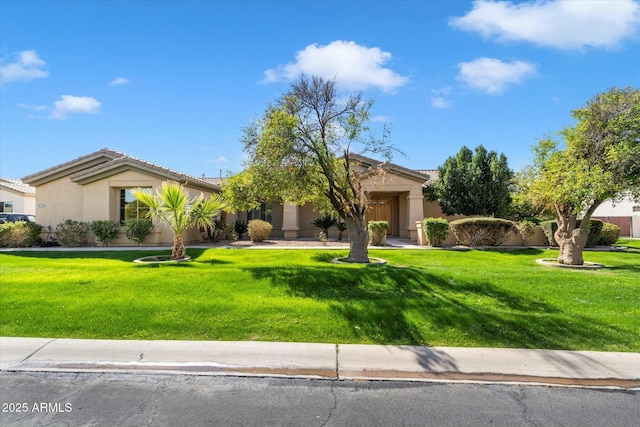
1, 243, 638, 351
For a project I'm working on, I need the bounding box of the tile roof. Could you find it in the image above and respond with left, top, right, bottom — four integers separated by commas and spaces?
0, 178, 36, 195
22, 148, 220, 191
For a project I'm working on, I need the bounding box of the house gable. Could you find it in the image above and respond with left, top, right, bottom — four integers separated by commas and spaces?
22, 149, 122, 187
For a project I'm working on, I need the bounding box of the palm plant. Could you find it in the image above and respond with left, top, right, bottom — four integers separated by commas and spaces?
131, 181, 226, 260
312, 214, 337, 238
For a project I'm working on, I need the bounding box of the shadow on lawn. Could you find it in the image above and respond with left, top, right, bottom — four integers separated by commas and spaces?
242, 262, 624, 353
0, 248, 209, 263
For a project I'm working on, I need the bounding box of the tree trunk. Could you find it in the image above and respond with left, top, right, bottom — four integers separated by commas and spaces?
172, 234, 186, 260
346, 215, 370, 263
554, 214, 587, 265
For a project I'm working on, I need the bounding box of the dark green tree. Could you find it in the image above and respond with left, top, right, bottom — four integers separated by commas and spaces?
429, 145, 513, 217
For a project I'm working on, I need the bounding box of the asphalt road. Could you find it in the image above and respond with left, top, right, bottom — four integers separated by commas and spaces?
1, 372, 638, 427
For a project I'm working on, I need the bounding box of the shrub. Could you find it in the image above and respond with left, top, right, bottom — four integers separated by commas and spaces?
449, 218, 518, 246
88, 220, 121, 246
585, 219, 603, 248
0, 221, 43, 248
518, 220, 537, 246
234, 220, 248, 239
540, 220, 558, 246
541, 218, 603, 248
336, 222, 347, 241
368, 221, 388, 246
598, 222, 620, 246
312, 215, 337, 236
124, 219, 154, 246
422, 217, 449, 247
247, 219, 273, 242
224, 224, 238, 241
55, 219, 88, 247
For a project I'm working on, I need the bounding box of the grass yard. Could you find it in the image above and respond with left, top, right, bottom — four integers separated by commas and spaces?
1, 242, 638, 352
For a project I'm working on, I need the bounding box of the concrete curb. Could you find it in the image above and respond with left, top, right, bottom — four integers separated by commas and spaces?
2, 338, 638, 389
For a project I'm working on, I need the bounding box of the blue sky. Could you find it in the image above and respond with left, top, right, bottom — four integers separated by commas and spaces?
1, 0, 639, 180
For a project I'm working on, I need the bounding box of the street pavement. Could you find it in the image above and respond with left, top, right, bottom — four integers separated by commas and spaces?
1, 337, 638, 389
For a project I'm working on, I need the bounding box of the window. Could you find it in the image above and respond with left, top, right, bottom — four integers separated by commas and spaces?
0, 201, 13, 213
119, 189, 150, 222
247, 202, 272, 223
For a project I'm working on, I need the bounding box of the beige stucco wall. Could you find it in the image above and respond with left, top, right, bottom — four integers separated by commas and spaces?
0, 189, 36, 215
35, 179, 84, 228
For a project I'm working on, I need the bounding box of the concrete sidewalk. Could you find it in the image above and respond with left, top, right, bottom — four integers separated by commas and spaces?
1, 337, 638, 389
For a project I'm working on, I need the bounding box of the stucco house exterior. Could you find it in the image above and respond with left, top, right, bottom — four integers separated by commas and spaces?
22, 148, 221, 246
229, 154, 431, 241
0, 178, 36, 215
23, 149, 437, 245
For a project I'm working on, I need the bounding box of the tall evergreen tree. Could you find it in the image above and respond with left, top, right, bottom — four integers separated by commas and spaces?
430, 145, 513, 217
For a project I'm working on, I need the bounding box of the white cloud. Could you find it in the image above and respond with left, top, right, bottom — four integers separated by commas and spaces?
431, 97, 453, 109
457, 57, 537, 94
207, 156, 228, 164
450, 0, 640, 50
371, 115, 392, 123
0, 50, 49, 85
262, 40, 409, 93
110, 77, 131, 85
50, 95, 102, 120
431, 85, 453, 96
18, 103, 48, 112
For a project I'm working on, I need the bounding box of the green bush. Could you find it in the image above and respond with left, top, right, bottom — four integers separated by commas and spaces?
585, 219, 603, 248
541, 218, 603, 248
0, 221, 43, 248
540, 220, 558, 246
368, 221, 388, 246
55, 219, 89, 247
336, 221, 347, 241
124, 219, 154, 246
247, 219, 273, 242
449, 218, 517, 246
598, 222, 620, 246
89, 220, 121, 246
518, 220, 537, 246
312, 214, 337, 236
422, 218, 449, 247
234, 220, 248, 239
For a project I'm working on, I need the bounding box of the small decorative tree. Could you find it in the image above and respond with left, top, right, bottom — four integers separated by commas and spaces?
124, 219, 154, 246
132, 181, 226, 260
313, 215, 337, 240
422, 218, 449, 247
89, 220, 121, 247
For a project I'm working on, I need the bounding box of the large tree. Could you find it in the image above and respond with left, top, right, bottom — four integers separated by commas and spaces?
527, 87, 640, 265
427, 145, 513, 217
223, 75, 392, 263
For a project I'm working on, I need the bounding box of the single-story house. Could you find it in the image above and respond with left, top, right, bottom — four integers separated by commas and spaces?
0, 178, 36, 215
23, 149, 442, 245
22, 148, 221, 246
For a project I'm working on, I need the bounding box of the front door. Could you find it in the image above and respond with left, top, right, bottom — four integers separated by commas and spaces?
367, 199, 392, 234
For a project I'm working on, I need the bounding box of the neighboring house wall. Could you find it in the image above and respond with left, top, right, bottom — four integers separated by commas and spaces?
0, 179, 36, 215
592, 197, 640, 238
0, 188, 36, 215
